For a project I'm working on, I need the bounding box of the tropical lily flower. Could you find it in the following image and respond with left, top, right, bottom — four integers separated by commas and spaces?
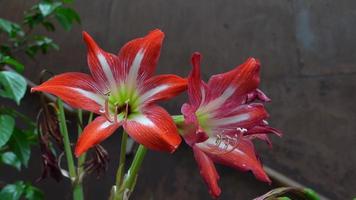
181, 53, 281, 198
32, 29, 186, 156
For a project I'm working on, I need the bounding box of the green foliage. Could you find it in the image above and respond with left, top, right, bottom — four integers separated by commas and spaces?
0, 1, 80, 197
1, 152, 21, 170
1, 0, 81, 72
0, 71, 27, 104
0, 181, 43, 200
0, 115, 15, 147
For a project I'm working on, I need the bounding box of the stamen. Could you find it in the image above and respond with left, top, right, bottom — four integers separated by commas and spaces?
103, 99, 113, 123
212, 127, 247, 155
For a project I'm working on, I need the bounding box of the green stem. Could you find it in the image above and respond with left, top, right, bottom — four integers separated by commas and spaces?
116, 131, 128, 187
77, 109, 85, 174
57, 100, 83, 200
73, 184, 84, 200
57, 99, 76, 179
117, 145, 147, 200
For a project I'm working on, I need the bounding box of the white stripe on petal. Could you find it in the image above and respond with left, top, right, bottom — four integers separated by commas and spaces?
140, 84, 169, 103
199, 86, 235, 114
127, 49, 145, 87
132, 115, 155, 127
97, 53, 116, 87
74, 88, 105, 106
210, 113, 250, 126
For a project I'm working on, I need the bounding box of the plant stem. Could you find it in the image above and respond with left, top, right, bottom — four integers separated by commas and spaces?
57, 99, 83, 200
77, 109, 85, 175
116, 145, 147, 200
116, 131, 128, 187
57, 99, 76, 179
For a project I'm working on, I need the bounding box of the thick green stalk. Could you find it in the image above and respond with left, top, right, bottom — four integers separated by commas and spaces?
57, 100, 83, 200
116, 145, 147, 200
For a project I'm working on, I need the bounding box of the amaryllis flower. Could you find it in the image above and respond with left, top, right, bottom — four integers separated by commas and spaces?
32, 29, 186, 156
181, 53, 281, 198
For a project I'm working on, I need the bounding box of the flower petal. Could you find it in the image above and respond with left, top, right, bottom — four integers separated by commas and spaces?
187, 52, 204, 108
204, 58, 261, 112
75, 116, 120, 157
123, 105, 182, 153
181, 103, 209, 146
211, 103, 268, 130
193, 145, 221, 198
139, 74, 187, 105
83, 31, 119, 91
31, 72, 105, 114
197, 137, 271, 183
118, 29, 164, 86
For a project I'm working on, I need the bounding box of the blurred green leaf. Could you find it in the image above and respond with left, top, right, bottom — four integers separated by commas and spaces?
38, 2, 62, 17
0, 181, 25, 200
1, 151, 21, 170
23, 183, 44, 200
0, 71, 27, 104
9, 128, 31, 167
0, 114, 15, 147
0, 181, 42, 200
41, 21, 55, 31
303, 188, 320, 200
55, 7, 80, 31
277, 197, 292, 200
62, 0, 74, 3
1, 56, 25, 73
0, 18, 12, 33
0, 18, 24, 38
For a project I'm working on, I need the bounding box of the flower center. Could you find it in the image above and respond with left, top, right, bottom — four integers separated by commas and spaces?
101, 86, 141, 122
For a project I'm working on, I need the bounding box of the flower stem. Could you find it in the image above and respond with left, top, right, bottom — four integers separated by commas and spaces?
116, 145, 147, 200
116, 131, 128, 187
57, 99, 83, 200
57, 99, 76, 179
77, 109, 86, 175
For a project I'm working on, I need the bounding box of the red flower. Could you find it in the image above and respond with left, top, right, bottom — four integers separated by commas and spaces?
32, 30, 186, 156
181, 53, 281, 198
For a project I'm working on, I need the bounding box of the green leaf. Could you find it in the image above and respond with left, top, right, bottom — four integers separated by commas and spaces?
55, 7, 81, 31
0, 18, 24, 38
0, 115, 15, 147
0, 18, 12, 33
1, 56, 25, 73
1, 151, 21, 170
9, 128, 31, 167
0, 71, 27, 104
277, 197, 292, 200
38, 2, 62, 17
24, 184, 43, 200
303, 188, 320, 200
0, 181, 25, 200
62, 0, 74, 3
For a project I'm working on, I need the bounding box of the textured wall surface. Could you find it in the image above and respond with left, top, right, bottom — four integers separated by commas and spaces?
1, 0, 356, 199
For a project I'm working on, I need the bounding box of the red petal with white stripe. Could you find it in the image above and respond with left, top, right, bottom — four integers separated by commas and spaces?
193, 145, 221, 198
83, 32, 119, 91
75, 116, 120, 157
207, 58, 261, 104
118, 29, 164, 84
197, 137, 271, 183
123, 105, 182, 153
140, 74, 187, 105
31, 72, 105, 114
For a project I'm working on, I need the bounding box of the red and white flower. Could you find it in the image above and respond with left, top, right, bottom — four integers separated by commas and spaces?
32, 29, 187, 156
181, 52, 281, 198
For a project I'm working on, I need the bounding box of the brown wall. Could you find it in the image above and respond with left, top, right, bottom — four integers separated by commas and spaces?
1, 0, 356, 199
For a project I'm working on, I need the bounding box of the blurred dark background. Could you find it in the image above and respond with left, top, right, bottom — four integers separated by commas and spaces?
1, 0, 356, 199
